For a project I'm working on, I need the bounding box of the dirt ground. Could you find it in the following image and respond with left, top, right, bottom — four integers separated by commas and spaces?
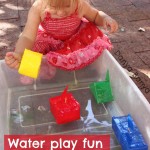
0, 0, 150, 102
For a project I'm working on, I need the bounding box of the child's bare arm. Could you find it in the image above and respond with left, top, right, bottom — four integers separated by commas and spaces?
15, 1, 41, 55
5, 0, 42, 69
81, 1, 118, 33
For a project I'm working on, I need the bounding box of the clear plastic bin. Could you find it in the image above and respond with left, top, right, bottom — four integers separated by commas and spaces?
0, 50, 150, 150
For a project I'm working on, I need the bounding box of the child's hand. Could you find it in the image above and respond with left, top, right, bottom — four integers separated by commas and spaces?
103, 16, 118, 33
5, 52, 22, 69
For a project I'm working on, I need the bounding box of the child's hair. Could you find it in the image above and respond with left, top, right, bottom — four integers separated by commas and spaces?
49, 0, 77, 9
40, 0, 88, 18
42, 0, 80, 11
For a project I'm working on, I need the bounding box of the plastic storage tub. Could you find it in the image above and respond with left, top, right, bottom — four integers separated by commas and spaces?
0, 50, 150, 150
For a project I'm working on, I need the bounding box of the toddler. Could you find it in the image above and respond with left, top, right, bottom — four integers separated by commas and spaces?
5, 0, 118, 82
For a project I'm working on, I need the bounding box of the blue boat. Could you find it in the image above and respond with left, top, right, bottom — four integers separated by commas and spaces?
112, 114, 148, 150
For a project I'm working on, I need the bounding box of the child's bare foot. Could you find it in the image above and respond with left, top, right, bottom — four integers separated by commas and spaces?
20, 75, 34, 85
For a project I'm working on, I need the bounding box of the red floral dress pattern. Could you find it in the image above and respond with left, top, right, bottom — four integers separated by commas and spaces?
33, 11, 112, 70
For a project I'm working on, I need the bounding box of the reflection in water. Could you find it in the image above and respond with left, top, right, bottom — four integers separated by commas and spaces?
73, 71, 78, 85
21, 105, 31, 112
83, 100, 111, 127
33, 79, 37, 90
10, 109, 23, 124
37, 106, 47, 112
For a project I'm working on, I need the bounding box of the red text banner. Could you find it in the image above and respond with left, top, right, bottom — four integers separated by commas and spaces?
4, 135, 110, 150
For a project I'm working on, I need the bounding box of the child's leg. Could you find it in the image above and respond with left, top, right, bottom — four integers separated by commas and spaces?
38, 56, 56, 80
19, 61, 56, 85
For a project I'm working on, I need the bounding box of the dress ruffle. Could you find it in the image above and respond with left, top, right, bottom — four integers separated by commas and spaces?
46, 36, 112, 70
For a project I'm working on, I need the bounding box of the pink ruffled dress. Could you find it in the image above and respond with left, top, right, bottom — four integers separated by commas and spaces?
33, 10, 112, 71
